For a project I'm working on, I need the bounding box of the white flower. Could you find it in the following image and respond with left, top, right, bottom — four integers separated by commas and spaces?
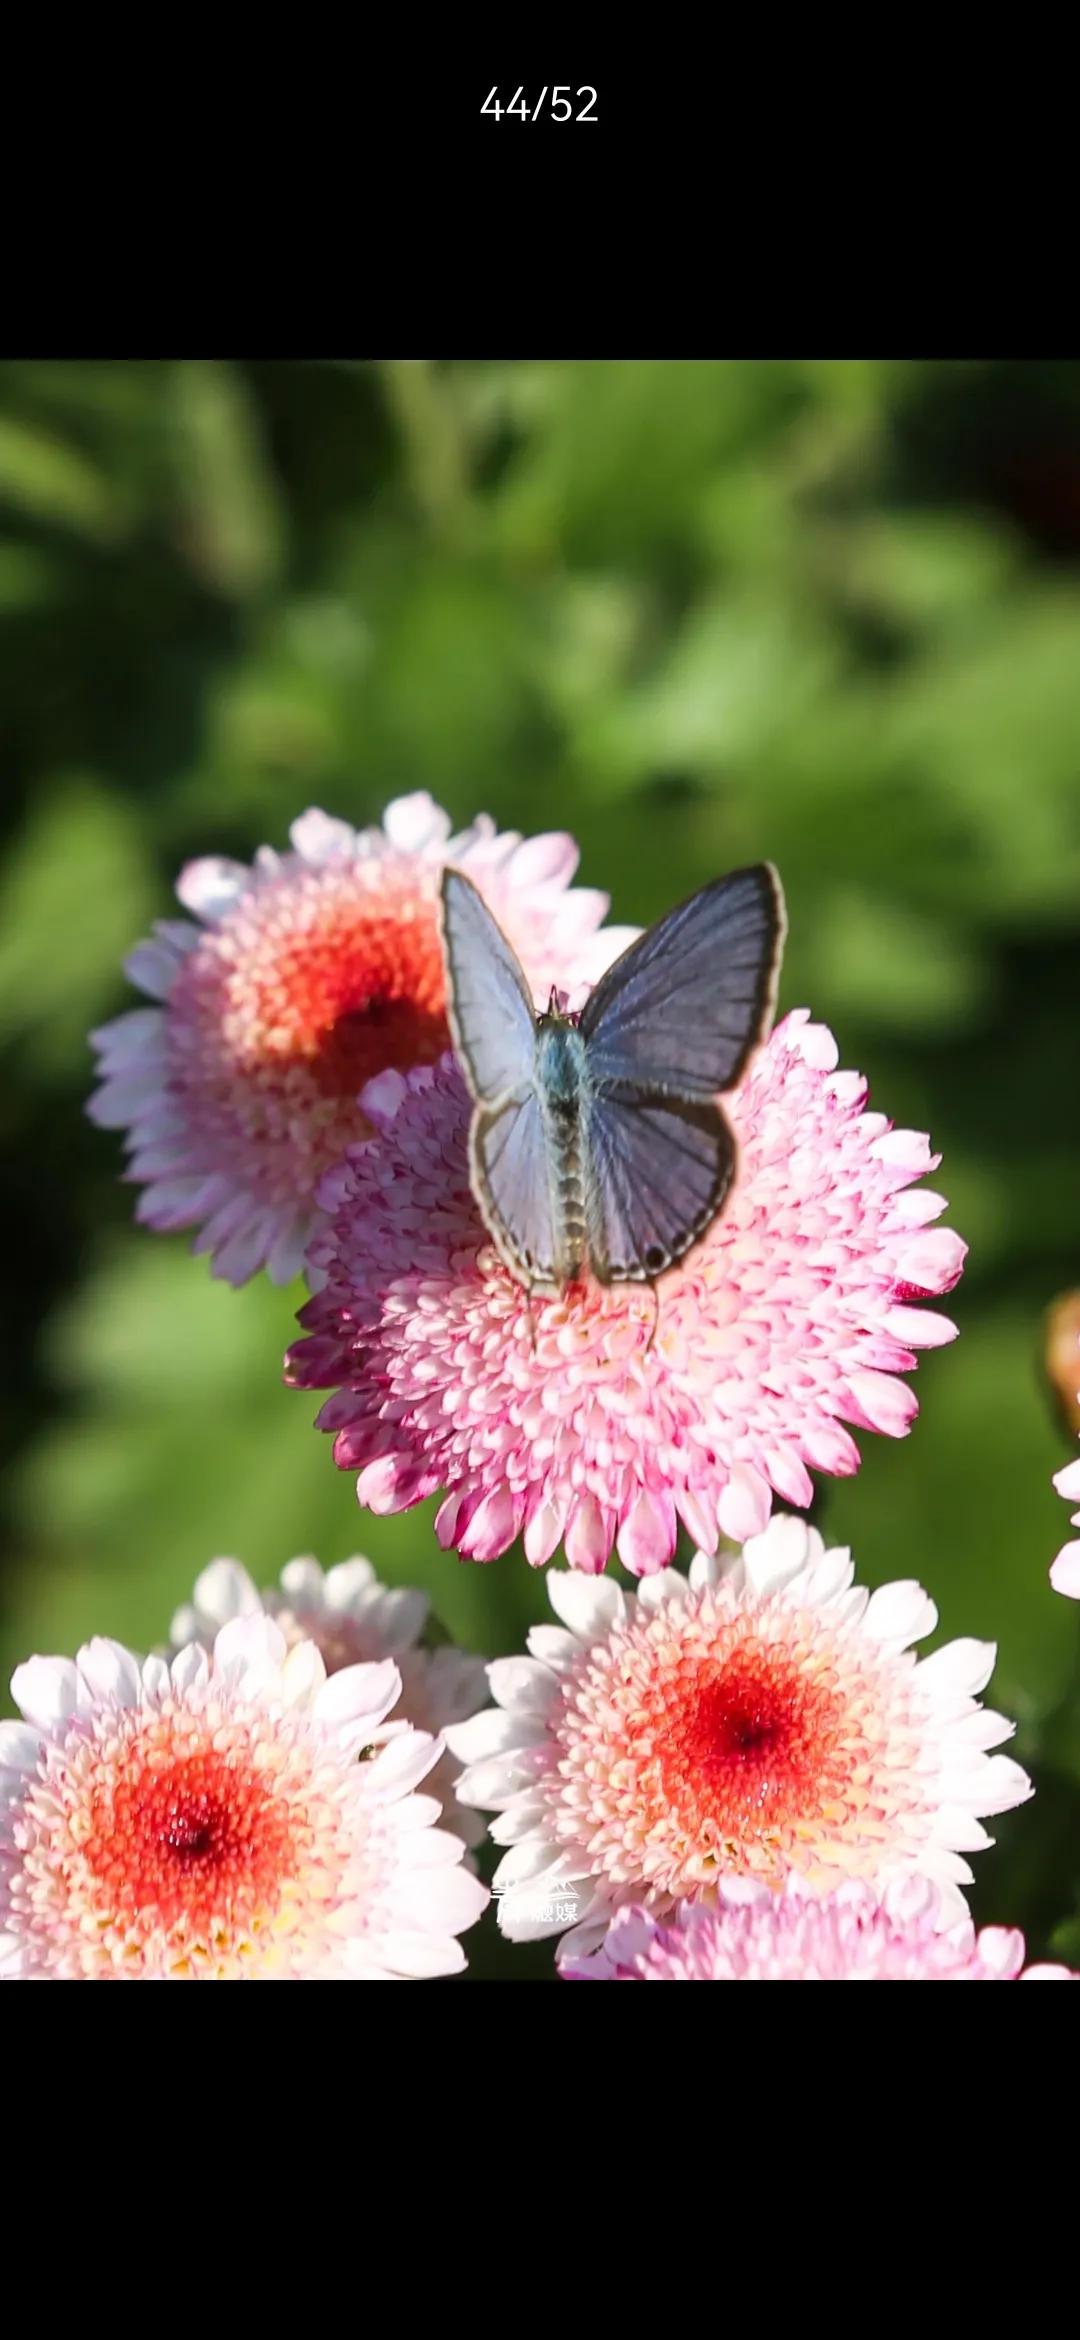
170, 1553, 488, 1847
89, 794, 633, 1284
447, 1513, 1032, 1962
0, 1617, 488, 1979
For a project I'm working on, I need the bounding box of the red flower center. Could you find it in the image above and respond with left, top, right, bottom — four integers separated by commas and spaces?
641, 1638, 853, 1846
88, 1748, 303, 1934
243, 906, 451, 1097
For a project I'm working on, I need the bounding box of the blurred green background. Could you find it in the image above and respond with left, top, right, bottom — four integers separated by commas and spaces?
2, 357, 1080, 1973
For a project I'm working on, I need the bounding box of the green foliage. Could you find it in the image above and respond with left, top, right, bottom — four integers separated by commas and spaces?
2, 357, 1080, 1972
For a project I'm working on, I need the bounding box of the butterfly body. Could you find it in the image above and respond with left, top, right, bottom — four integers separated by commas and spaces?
533, 1008, 590, 1284
441, 862, 787, 1297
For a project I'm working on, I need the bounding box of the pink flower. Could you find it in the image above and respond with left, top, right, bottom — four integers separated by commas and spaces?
1051, 1459, 1080, 1599
561, 1879, 1076, 1981
0, 1619, 488, 1979
444, 1517, 1032, 1959
287, 1011, 966, 1574
89, 796, 632, 1286
170, 1553, 489, 1847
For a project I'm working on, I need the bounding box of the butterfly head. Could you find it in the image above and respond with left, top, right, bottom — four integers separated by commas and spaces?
538, 984, 578, 1028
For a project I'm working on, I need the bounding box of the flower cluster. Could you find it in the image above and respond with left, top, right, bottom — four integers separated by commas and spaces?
15, 788, 1061, 1980
89, 796, 633, 1286
169, 1552, 489, 1846
1052, 1459, 1080, 1599
447, 1516, 1032, 1960
287, 1020, 964, 1575
561, 1880, 1074, 1982
0, 1606, 488, 1980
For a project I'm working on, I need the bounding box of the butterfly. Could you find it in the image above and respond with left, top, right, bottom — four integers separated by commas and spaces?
439, 861, 787, 1296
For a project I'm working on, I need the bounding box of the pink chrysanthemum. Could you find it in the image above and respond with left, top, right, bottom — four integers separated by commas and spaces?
561, 1878, 1076, 1981
443, 1516, 1031, 1959
1051, 1459, 1080, 1599
89, 795, 632, 1286
0, 1619, 488, 1979
287, 1012, 966, 1574
170, 1553, 488, 1847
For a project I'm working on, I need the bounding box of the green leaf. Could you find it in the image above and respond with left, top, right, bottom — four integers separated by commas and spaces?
0, 777, 153, 1072
0, 413, 123, 540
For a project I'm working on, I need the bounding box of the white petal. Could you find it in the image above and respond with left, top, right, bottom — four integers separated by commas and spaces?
170, 1643, 210, 1696
505, 830, 579, 889
486, 1656, 560, 1717
0, 1723, 43, 1774
546, 1572, 625, 1641
929, 1807, 994, 1852
634, 1568, 692, 1610
526, 1624, 584, 1671
289, 808, 358, 863
313, 1657, 401, 1733
489, 1800, 547, 1846
189, 1558, 263, 1628
279, 1640, 327, 1708
800, 1548, 856, 1607
176, 856, 251, 921
496, 1878, 578, 1942
212, 1614, 289, 1685
973, 1754, 1033, 1815
364, 1729, 441, 1798
492, 1837, 567, 1889
918, 1639, 997, 1699
393, 1865, 489, 1934
140, 1654, 171, 1701
455, 1750, 544, 1808
382, 792, 451, 853
278, 1557, 327, 1606
443, 1709, 523, 1764
76, 1638, 144, 1710
741, 1513, 818, 1594
1050, 1543, 1080, 1599
397, 1821, 465, 1867
122, 939, 187, 998
321, 1556, 378, 1607
862, 1580, 938, 1648
10, 1656, 80, 1731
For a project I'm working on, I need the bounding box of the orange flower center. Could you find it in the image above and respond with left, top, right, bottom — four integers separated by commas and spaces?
639, 1639, 854, 1847
85, 1746, 302, 1936
242, 905, 450, 1097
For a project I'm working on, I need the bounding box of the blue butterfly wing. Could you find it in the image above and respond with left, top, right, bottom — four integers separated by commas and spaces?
440, 869, 538, 1103
471, 1090, 563, 1287
579, 864, 785, 1097
583, 1089, 736, 1282
440, 871, 564, 1284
